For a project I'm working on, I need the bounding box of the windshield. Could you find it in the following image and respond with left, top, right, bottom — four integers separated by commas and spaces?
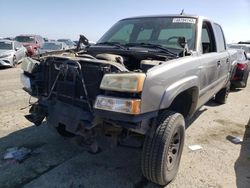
0, 41, 13, 50
98, 17, 197, 50
41, 43, 62, 50
15, 36, 35, 43
58, 39, 74, 46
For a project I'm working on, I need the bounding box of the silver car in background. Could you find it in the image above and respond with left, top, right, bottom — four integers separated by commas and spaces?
38, 41, 69, 54
0, 40, 26, 67
57, 39, 76, 49
228, 43, 250, 60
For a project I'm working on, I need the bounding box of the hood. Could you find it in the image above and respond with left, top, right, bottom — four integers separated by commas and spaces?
0, 49, 15, 55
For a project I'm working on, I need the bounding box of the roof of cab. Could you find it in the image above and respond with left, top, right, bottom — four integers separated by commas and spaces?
121, 14, 201, 20
16, 34, 41, 37
0, 39, 14, 43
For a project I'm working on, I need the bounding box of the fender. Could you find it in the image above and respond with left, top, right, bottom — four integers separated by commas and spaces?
159, 76, 199, 110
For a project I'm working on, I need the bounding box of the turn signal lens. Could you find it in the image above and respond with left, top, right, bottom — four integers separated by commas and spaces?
94, 96, 141, 114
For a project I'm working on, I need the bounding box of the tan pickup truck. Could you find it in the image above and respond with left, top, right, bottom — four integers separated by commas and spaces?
21, 14, 238, 185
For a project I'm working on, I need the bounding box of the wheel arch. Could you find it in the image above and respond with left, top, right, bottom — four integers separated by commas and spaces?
159, 76, 199, 118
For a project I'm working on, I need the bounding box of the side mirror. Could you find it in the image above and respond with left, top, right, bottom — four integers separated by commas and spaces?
15, 47, 19, 51
79, 35, 89, 46
177, 37, 190, 57
177, 37, 187, 48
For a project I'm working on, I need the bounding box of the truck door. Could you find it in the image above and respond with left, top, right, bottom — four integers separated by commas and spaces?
198, 21, 220, 105
213, 23, 230, 90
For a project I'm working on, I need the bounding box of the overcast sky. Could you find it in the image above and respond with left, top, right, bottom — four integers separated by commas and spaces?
0, 0, 249, 43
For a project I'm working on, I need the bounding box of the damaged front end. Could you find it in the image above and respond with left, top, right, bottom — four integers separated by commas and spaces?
21, 50, 156, 150
20, 40, 177, 148
21, 52, 129, 129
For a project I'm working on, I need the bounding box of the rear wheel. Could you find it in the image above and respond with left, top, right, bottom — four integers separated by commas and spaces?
141, 110, 185, 185
214, 82, 230, 104
242, 72, 249, 88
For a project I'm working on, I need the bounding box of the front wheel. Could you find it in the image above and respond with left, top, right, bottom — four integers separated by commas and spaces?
141, 110, 185, 185
12, 56, 17, 67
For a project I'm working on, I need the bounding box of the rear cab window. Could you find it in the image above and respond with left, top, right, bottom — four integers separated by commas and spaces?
214, 23, 226, 52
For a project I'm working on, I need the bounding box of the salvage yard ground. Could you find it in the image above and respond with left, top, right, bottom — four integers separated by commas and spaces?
0, 66, 249, 188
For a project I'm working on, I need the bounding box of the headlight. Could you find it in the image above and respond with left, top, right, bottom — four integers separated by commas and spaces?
21, 57, 40, 73
20, 73, 31, 91
100, 73, 146, 92
94, 96, 141, 114
0, 54, 11, 58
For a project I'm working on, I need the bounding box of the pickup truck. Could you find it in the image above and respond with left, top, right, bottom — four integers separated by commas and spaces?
20, 14, 238, 185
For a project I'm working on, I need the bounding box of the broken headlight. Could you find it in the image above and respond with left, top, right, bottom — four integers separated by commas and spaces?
21, 57, 40, 74
20, 73, 31, 91
100, 73, 146, 92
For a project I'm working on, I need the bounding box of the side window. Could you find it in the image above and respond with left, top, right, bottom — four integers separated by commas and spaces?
238, 51, 247, 61
108, 24, 133, 43
214, 24, 226, 52
201, 21, 216, 54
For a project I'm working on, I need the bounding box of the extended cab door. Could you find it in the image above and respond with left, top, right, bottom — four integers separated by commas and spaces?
213, 23, 230, 89
198, 21, 221, 106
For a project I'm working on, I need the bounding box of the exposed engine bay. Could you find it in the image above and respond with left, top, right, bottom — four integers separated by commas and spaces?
24, 45, 179, 100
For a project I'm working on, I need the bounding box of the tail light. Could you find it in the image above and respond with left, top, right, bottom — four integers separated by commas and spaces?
237, 63, 247, 70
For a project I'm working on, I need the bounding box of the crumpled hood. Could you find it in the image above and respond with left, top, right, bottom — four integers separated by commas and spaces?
0, 49, 14, 56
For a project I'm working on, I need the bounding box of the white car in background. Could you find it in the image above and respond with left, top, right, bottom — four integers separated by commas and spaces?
57, 39, 76, 49
0, 40, 26, 67
38, 41, 69, 54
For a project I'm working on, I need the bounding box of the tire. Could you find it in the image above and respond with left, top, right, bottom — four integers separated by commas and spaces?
141, 110, 185, 186
214, 82, 230, 104
242, 73, 249, 88
12, 56, 17, 67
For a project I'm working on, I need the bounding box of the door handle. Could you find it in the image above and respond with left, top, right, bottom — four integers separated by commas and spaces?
217, 61, 221, 67
226, 58, 230, 63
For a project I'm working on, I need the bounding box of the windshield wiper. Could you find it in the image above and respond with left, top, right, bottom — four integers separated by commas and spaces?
96, 42, 127, 50
125, 43, 178, 57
